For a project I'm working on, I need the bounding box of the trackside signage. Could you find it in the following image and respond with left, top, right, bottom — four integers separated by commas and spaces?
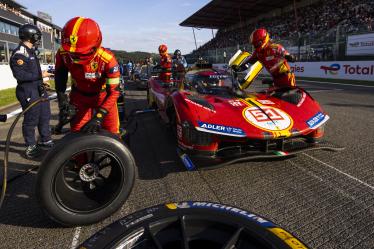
346, 33, 374, 56
222, 61, 374, 81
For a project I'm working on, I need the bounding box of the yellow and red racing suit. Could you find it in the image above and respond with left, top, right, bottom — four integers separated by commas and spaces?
55, 47, 121, 134
245, 42, 295, 87
159, 53, 172, 83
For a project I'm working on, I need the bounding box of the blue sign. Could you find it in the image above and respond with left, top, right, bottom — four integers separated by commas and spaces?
198, 121, 246, 137
307, 112, 326, 128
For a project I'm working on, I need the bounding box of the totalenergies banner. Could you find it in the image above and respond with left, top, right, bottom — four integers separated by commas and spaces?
346, 33, 374, 56
257, 61, 374, 81
213, 61, 374, 81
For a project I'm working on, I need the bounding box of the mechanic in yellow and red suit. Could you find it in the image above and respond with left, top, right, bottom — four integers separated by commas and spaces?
55, 17, 121, 134
235, 28, 296, 88
158, 44, 172, 83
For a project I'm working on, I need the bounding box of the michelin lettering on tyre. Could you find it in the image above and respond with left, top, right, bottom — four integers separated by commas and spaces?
243, 106, 293, 132
166, 201, 274, 227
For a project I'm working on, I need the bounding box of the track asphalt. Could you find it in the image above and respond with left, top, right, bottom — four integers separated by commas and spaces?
0, 79, 373, 249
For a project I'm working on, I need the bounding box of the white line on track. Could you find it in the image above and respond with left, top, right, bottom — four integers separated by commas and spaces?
302, 153, 374, 191
288, 160, 357, 201
70, 226, 82, 249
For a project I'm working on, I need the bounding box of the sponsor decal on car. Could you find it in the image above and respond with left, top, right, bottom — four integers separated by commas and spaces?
306, 112, 328, 128
257, 99, 275, 105
228, 99, 246, 107
197, 121, 246, 137
243, 106, 293, 132
209, 74, 228, 79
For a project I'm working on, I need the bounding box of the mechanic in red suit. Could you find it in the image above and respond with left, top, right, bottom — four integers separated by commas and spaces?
236, 28, 296, 88
158, 44, 172, 83
55, 17, 121, 134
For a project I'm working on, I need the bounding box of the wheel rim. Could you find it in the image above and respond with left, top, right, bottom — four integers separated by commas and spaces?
53, 149, 125, 213
108, 215, 282, 249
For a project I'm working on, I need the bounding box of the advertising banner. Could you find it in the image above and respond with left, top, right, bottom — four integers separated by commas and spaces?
346, 33, 374, 56
213, 61, 374, 81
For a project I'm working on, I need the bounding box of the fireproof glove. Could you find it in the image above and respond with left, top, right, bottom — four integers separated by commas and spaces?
81, 108, 108, 133
285, 54, 296, 63
231, 65, 240, 72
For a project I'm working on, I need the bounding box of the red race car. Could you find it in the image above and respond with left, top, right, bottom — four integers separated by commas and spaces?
147, 62, 343, 169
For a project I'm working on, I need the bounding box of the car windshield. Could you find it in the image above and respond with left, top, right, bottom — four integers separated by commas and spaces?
191, 74, 233, 95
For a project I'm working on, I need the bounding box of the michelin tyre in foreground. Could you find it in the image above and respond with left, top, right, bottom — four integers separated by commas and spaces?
80, 201, 308, 249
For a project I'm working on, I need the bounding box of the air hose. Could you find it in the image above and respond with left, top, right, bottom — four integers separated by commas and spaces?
0, 98, 49, 209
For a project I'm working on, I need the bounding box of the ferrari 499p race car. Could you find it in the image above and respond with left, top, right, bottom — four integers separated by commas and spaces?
147, 59, 343, 168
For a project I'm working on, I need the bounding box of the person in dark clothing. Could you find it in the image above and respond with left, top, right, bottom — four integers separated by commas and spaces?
9, 24, 54, 158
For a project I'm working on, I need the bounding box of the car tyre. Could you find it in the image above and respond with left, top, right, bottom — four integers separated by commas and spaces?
36, 131, 135, 226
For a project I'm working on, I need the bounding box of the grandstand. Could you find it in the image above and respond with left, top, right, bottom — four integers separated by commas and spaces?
181, 0, 374, 63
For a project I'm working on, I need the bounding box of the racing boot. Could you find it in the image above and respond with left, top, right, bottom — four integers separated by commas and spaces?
25, 144, 41, 159
38, 140, 54, 150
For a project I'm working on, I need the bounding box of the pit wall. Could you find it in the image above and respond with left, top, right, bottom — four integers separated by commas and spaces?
0, 64, 53, 90
212, 61, 374, 82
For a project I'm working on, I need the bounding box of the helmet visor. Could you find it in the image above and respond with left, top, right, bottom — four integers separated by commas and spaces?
68, 49, 97, 64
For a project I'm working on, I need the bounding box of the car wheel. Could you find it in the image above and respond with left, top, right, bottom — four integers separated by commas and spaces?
79, 201, 308, 249
167, 105, 177, 137
36, 131, 135, 226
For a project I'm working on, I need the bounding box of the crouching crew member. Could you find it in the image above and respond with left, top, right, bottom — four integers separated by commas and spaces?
10, 24, 54, 158
55, 17, 121, 134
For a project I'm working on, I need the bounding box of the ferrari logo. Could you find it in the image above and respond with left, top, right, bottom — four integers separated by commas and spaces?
70, 35, 78, 45
91, 61, 98, 71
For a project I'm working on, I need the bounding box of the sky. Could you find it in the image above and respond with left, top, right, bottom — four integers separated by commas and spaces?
16, 0, 216, 54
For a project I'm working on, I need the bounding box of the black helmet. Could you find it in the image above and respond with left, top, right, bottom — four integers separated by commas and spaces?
19, 24, 42, 44
174, 49, 181, 56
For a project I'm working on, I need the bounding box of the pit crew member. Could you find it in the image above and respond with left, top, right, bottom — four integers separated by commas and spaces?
235, 28, 296, 88
55, 17, 121, 134
158, 44, 172, 83
10, 24, 54, 158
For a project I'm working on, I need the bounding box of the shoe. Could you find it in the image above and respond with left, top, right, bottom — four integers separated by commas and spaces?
38, 140, 54, 150
25, 145, 41, 159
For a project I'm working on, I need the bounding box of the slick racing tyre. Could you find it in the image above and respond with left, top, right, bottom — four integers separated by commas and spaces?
36, 131, 135, 226
79, 201, 308, 249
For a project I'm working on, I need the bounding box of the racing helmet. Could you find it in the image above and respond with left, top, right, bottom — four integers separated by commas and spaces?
174, 49, 181, 57
61, 17, 102, 64
19, 24, 42, 45
250, 28, 270, 52
193, 75, 224, 90
158, 44, 168, 55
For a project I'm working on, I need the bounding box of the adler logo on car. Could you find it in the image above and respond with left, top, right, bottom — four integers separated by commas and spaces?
307, 112, 327, 128
197, 121, 246, 137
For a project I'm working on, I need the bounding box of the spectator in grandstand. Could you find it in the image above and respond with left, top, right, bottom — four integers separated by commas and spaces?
192, 0, 374, 61
234, 28, 296, 88
158, 44, 172, 83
